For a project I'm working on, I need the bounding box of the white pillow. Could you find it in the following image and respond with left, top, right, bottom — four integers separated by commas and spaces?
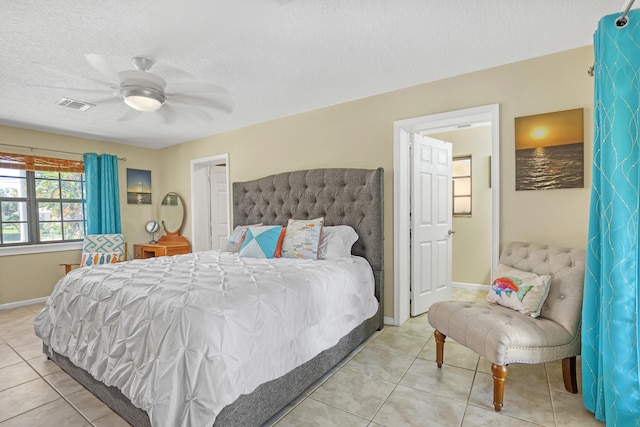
317, 225, 359, 259
486, 264, 552, 317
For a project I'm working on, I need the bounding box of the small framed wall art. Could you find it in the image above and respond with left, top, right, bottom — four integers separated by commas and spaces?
514, 108, 584, 191
126, 168, 152, 204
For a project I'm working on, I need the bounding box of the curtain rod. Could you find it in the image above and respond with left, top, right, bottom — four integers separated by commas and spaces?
0, 142, 127, 161
587, 0, 637, 77
617, 0, 637, 26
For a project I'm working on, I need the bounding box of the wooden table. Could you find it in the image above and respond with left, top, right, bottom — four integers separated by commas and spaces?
133, 235, 190, 259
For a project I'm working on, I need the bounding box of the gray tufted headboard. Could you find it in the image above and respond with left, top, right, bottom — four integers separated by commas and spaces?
232, 168, 384, 324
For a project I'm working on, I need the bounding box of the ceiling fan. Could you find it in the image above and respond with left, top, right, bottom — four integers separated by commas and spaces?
36, 54, 233, 124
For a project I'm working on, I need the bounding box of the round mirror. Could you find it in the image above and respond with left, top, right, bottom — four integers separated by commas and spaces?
159, 192, 186, 236
145, 220, 160, 244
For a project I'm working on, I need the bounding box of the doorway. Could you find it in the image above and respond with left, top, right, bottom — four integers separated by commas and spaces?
427, 125, 493, 287
393, 104, 500, 326
190, 154, 230, 252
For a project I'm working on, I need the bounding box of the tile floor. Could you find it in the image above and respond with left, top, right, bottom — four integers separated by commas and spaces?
0, 289, 604, 426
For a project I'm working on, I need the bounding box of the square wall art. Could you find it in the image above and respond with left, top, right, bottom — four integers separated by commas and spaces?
514, 108, 584, 191
127, 168, 152, 204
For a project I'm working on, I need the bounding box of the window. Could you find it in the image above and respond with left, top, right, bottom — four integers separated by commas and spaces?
452, 156, 472, 216
0, 153, 86, 246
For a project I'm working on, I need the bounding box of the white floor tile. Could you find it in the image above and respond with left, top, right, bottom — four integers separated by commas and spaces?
0, 295, 606, 427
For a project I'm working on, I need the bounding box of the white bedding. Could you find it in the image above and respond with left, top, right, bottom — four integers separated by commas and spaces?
34, 251, 378, 427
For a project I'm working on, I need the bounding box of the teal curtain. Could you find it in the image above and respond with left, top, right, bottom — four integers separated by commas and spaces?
83, 153, 121, 234
583, 10, 640, 426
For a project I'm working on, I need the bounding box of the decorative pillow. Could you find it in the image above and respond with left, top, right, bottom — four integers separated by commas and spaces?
281, 217, 324, 259
317, 225, 359, 259
239, 226, 284, 258
222, 224, 262, 253
83, 234, 125, 259
80, 252, 119, 267
486, 264, 552, 317
274, 227, 287, 258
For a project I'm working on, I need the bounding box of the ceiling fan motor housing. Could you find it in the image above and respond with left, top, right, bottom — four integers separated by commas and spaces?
119, 70, 167, 111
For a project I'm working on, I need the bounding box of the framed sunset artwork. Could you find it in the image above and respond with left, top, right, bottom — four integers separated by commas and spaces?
126, 168, 152, 204
514, 108, 584, 191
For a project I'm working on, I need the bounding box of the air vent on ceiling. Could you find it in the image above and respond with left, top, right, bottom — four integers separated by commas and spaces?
55, 97, 95, 111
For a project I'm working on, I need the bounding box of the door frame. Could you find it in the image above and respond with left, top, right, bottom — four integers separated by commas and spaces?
392, 104, 500, 326
190, 154, 230, 252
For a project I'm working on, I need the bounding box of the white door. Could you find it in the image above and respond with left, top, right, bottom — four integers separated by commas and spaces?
411, 134, 453, 316
210, 165, 228, 250
190, 155, 230, 253
191, 164, 210, 251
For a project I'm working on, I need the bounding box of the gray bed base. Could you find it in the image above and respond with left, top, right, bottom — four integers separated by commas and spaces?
44, 314, 379, 427
44, 167, 384, 426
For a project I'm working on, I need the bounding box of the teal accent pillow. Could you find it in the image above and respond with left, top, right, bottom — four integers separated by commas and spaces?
222, 223, 262, 253
239, 226, 284, 258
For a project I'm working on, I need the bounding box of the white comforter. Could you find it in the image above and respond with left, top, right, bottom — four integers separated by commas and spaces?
33, 251, 378, 427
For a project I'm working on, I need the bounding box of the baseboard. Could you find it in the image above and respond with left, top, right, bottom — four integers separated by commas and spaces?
452, 282, 490, 290
0, 296, 48, 311
385, 284, 489, 325
383, 316, 396, 326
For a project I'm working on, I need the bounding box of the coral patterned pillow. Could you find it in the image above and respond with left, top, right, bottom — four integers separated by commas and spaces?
80, 252, 119, 267
486, 264, 552, 317
274, 227, 287, 258
281, 217, 324, 259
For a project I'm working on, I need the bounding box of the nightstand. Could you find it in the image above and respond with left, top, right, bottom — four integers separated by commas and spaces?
134, 235, 190, 259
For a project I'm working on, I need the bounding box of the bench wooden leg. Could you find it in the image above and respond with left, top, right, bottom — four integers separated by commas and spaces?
562, 356, 578, 394
491, 364, 508, 411
434, 330, 446, 368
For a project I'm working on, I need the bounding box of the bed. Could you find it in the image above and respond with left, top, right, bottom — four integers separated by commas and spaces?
34, 167, 384, 427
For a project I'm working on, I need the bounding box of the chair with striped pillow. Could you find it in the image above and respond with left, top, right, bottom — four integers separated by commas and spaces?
60, 234, 128, 274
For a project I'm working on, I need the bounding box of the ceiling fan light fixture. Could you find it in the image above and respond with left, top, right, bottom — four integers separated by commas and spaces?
122, 87, 165, 112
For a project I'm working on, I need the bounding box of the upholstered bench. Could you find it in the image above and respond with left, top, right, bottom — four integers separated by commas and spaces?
427, 241, 586, 411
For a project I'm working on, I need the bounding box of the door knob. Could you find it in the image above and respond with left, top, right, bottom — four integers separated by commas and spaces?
448, 229, 456, 236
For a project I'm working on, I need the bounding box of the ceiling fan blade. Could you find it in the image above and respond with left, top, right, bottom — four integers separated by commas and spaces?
168, 94, 234, 114
151, 64, 194, 81
167, 82, 229, 95
117, 108, 143, 122
170, 103, 213, 123
84, 53, 121, 82
157, 105, 177, 124
32, 62, 115, 88
27, 84, 117, 94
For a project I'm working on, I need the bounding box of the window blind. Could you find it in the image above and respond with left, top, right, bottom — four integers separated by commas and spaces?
0, 152, 84, 173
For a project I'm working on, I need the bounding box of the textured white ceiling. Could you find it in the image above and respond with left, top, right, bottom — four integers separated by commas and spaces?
0, 1, 630, 149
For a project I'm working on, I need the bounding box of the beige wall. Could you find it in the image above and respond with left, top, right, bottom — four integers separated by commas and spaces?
431, 126, 493, 285
1, 46, 595, 314
0, 126, 162, 304
159, 46, 594, 318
